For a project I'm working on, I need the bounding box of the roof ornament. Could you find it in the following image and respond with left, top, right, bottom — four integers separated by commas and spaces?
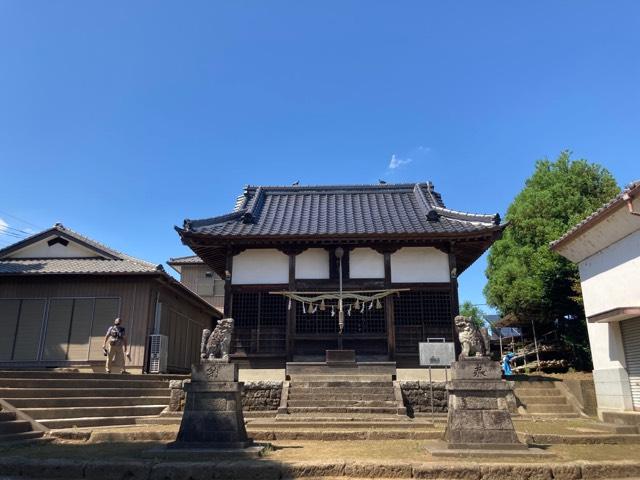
183, 219, 192, 231
493, 213, 502, 225
427, 210, 441, 222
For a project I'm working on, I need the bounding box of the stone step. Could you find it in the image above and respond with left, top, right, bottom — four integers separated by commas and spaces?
287, 406, 401, 414
287, 400, 398, 407
7, 396, 171, 408
288, 375, 392, 383
279, 413, 407, 421
287, 393, 395, 401
525, 404, 576, 414
289, 381, 392, 388
23, 404, 167, 420
0, 411, 17, 422
516, 395, 568, 405
512, 381, 557, 389
253, 420, 434, 429
248, 428, 441, 440
0, 387, 170, 398
0, 378, 169, 389
0, 420, 32, 435
39, 415, 147, 430
0, 430, 44, 443
0, 370, 185, 381
514, 388, 562, 397
288, 388, 395, 396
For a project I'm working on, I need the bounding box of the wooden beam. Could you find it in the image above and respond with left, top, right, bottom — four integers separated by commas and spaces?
449, 247, 461, 357
223, 248, 233, 318
384, 251, 395, 360
287, 253, 296, 361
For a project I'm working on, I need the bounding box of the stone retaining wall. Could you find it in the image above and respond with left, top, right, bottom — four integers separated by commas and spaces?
167, 380, 282, 412
399, 381, 448, 415
2, 457, 640, 480
242, 381, 282, 411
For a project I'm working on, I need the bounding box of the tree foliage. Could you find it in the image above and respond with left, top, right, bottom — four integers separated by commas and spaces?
459, 300, 485, 328
484, 151, 619, 326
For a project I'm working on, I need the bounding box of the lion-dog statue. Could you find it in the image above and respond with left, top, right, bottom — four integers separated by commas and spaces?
454, 315, 490, 358
200, 318, 234, 362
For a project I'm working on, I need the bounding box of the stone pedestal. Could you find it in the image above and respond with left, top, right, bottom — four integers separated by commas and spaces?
444, 357, 524, 450
169, 360, 251, 449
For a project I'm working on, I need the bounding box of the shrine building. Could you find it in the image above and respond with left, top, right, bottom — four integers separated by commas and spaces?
176, 182, 504, 368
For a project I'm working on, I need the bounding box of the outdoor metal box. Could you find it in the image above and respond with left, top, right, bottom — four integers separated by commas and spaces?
419, 342, 455, 367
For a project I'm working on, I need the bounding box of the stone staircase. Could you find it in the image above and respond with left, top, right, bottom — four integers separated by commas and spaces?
0, 370, 182, 430
513, 379, 580, 418
284, 380, 405, 416
0, 408, 44, 443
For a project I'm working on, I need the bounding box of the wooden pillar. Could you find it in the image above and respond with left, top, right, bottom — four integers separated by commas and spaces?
448, 245, 461, 357
287, 253, 296, 362
383, 251, 396, 360
223, 248, 233, 318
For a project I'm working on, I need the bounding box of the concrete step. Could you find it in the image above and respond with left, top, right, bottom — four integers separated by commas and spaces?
40, 415, 145, 430
7, 396, 170, 408
23, 404, 167, 420
289, 387, 395, 396
520, 412, 580, 419
514, 388, 563, 397
0, 411, 17, 422
279, 413, 408, 421
0, 430, 44, 443
287, 393, 395, 401
513, 381, 557, 389
0, 387, 170, 398
287, 406, 401, 414
248, 428, 441, 440
0, 378, 169, 389
525, 404, 576, 414
0, 420, 32, 435
287, 400, 398, 407
0, 370, 185, 381
517, 395, 567, 405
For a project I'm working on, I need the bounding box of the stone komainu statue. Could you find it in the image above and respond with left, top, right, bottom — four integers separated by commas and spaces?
200, 318, 234, 362
454, 315, 490, 358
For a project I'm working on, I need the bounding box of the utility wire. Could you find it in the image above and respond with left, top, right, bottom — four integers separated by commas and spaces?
0, 210, 44, 230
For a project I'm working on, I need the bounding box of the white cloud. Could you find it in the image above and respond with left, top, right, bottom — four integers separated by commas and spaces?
388, 154, 412, 169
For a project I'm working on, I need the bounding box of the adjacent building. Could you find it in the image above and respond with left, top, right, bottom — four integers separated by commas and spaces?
176, 182, 504, 367
167, 255, 225, 310
0, 224, 221, 373
552, 180, 640, 416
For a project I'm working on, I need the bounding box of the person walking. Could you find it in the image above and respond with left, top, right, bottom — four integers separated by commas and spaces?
103, 317, 130, 374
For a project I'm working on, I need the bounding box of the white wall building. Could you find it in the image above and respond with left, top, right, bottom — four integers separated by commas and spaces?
552, 181, 640, 418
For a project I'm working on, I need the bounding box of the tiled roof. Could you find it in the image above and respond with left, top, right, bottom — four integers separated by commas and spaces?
180, 183, 502, 239
550, 180, 640, 249
0, 223, 160, 275
167, 255, 203, 265
0, 258, 159, 275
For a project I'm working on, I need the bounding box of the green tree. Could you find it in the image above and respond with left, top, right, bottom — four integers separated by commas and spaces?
459, 301, 485, 328
484, 151, 619, 368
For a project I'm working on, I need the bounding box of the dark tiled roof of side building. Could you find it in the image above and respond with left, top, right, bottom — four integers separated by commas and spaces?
167, 255, 203, 265
179, 182, 503, 239
550, 180, 640, 250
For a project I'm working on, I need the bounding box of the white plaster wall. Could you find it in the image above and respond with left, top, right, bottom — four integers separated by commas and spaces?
349, 248, 385, 278
577, 229, 640, 413
8, 237, 101, 258
578, 229, 640, 318
295, 248, 329, 279
232, 249, 289, 285
390, 247, 450, 283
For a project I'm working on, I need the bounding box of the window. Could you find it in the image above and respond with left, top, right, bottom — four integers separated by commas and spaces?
231, 292, 287, 354
394, 291, 452, 355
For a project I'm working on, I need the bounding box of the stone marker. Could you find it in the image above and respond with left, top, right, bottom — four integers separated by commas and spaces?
427, 315, 551, 457
166, 319, 261, 453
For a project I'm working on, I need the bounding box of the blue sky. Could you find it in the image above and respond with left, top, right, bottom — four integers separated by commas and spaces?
0, 2, 638, 313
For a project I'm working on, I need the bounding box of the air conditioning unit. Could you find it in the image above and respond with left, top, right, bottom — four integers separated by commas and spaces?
149, 334, 168, 373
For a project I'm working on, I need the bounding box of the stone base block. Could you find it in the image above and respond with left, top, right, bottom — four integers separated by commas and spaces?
426, 441, 553, 458
154, 443, 266, 458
